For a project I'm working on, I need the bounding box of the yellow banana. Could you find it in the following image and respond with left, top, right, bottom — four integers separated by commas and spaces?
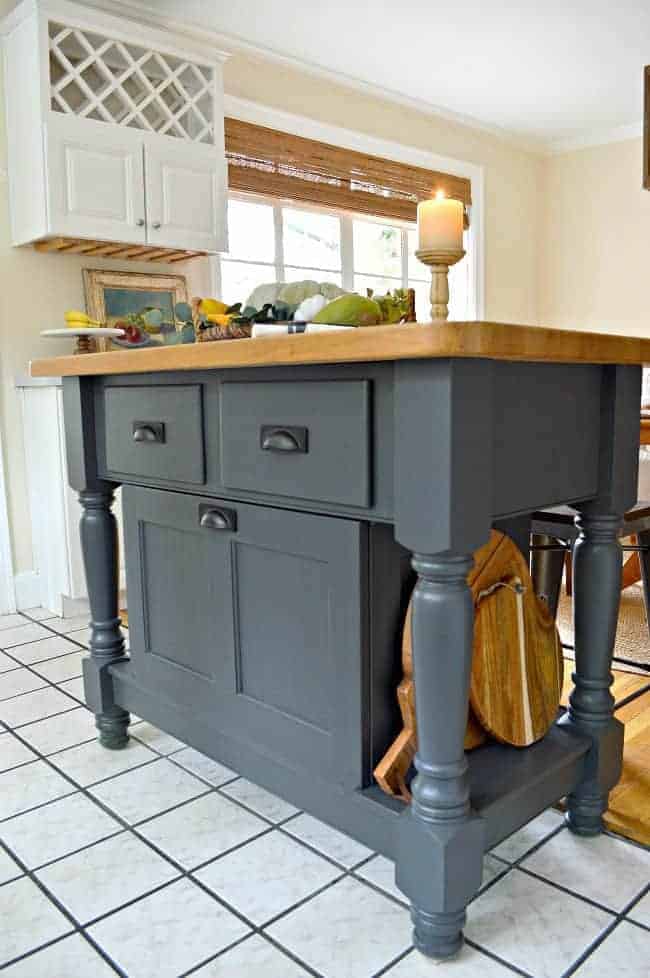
199, 298, 229, 316
64, 310, 102, 327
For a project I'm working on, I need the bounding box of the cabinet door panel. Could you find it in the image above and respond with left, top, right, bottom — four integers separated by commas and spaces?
123, 487, 365, 787
144, 136, 226, 253
45, 115, 145, 242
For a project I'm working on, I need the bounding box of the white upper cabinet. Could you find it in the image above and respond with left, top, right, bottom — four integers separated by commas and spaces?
46, 113, 146, 242
1, 0, 228, 255
145, 135, 226, 252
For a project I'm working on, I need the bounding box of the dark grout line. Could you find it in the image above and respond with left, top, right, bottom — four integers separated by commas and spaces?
463, 937, 535, 977
0, 836, 126, 977
372, 946, 414, 978
560, 881, 650, 977
516, 864, 620, 917
620, 881, 650, 930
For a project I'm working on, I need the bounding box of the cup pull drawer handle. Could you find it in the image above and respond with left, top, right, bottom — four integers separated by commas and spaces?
199, 504, 237, 532
260, 425, 308, 454
132, 421, 165, 444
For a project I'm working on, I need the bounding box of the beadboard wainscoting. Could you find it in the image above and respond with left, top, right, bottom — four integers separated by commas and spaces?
14, 376, 125, 615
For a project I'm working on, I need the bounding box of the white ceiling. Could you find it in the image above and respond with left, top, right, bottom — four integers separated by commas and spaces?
142, 0, 650, 152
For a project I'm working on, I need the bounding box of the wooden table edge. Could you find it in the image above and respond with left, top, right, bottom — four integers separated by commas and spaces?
31, 321, 650, 377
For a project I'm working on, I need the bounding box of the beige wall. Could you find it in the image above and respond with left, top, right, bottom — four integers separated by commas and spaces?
0, 16, 543, 583
539, 137, 650, 336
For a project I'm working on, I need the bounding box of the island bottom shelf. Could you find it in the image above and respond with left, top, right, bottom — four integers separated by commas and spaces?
110, 661, 591, 859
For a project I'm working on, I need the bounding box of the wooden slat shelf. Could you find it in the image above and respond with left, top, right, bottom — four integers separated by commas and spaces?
33, 237, 208, 263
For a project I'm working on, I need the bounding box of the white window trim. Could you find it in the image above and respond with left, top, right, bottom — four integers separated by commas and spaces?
221, 94, 485, 320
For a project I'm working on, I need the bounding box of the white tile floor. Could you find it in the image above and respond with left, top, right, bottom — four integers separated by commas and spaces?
1, 609, 649, 977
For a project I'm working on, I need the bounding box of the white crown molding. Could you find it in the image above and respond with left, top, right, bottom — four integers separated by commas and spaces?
546, 122, 643, 156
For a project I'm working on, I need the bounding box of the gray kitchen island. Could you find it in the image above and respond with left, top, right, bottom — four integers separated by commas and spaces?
32, 320, 650, 959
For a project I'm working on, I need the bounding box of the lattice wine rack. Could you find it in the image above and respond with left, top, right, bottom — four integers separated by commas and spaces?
48, 21, 215, 144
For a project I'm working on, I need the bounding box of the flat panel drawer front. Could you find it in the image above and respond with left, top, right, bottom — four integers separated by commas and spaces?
220, 380, 371, 507
103, 385, 204, 484
123, 486, 365, 787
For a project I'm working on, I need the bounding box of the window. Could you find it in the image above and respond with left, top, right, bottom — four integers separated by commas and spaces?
213, 193, 471, 321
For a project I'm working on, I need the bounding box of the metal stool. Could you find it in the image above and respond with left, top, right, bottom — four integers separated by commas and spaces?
531, 503, 650, 671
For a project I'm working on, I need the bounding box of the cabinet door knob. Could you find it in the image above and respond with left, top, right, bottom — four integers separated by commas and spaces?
260, 425, 308, 454
199, 504, 237, 532
152, 221, 161, 230
132, 421, 165, 443
135, 218, 145, 227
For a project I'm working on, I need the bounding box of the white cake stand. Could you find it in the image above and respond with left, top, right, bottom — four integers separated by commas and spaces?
41, 327, 125, 354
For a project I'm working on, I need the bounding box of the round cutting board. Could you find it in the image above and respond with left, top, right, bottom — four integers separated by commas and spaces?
470, 538, 563, 747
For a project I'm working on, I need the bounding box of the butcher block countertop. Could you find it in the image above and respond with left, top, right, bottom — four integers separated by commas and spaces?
30, 321, 650, 377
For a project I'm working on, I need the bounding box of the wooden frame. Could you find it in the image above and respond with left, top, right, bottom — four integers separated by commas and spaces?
83, 269, 189, 351
643, 65, 650, 190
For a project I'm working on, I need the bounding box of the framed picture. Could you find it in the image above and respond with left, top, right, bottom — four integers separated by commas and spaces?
83, 269, 189, 350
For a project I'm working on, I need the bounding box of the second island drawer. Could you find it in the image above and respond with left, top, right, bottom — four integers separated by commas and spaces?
220, 379, 371, 507
103, 384, 205, 485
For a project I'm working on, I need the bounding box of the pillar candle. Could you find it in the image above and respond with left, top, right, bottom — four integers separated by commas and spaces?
417, 193, 464, 251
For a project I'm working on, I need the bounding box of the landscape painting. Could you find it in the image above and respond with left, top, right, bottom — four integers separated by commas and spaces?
83, 269, 188, 350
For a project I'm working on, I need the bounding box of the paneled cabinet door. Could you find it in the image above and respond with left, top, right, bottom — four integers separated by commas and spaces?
45, 114, 146, 243
123, 486, 365, 788
144, 135, 226, 253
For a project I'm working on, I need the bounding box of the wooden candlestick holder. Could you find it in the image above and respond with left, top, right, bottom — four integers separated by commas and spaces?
415, 248, 465, 321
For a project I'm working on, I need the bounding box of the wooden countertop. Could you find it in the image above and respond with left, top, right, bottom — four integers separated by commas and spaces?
30, 321, 650, 377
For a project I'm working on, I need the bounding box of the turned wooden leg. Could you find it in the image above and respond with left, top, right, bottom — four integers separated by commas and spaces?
559, 511, 624, 835
80, 487, 130, 749
396, 552, 484, 959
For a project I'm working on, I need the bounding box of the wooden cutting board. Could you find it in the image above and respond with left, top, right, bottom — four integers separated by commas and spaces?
470, 535, 564, 747
374, 532, 564, 800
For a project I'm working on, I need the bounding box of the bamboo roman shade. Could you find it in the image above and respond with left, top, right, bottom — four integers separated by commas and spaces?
224, 118, 472, 225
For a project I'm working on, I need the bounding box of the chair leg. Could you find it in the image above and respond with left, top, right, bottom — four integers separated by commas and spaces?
565, 552, 573, 597
531, 533, 566, 620
621, 536, 642, 590
638, 529, 650, 634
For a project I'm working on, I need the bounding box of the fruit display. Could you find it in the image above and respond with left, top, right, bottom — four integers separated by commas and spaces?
192, 284, 415, 343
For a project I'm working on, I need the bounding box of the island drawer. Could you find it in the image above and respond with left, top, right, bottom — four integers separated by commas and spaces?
219, 379, 371, 507
102, 384, 205, 485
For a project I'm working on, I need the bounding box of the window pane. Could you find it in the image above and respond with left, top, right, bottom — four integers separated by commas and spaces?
353, 220, 401, 277
219, 260, 276, 307
354, 273, 402, 298
283, 208, 341, 270
448, 254, 470, 320
226, 198, 275, 262
284, 266, 342, 287
407, 228, 429, 281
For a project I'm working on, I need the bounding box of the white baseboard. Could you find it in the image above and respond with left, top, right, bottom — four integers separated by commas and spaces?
14, 571, 43, 611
